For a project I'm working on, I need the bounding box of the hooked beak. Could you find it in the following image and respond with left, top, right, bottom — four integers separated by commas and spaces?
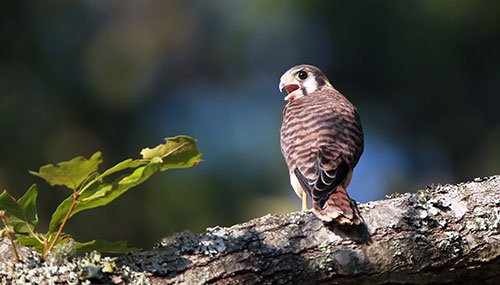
279, 81, 286, 92
279, 81, 300, 94
279, 80, 301, 101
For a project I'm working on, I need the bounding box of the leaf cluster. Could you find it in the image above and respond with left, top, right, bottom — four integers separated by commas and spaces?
0, 136, 202, 258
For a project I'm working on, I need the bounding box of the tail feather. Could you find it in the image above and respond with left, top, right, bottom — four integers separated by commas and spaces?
312, 185, 362, 225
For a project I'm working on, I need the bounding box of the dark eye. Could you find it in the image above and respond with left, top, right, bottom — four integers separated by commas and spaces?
297, 70, 308, 80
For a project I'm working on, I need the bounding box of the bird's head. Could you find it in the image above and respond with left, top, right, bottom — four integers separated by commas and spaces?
279, 64, 332, 101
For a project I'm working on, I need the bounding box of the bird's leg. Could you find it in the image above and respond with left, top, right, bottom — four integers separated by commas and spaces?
301, 191, 308, 211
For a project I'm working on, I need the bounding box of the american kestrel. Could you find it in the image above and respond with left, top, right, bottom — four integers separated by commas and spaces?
279, 64, 364, 225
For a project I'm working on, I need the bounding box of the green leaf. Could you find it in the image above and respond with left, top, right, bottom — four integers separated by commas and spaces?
0, 190, 24, 219
48, 136, 201, 232
16, 235, 44, 252
100, 158, 147, 178
6, 216, 30, 234
17, 184, 38, 227
140, 135, 202, 171
6, 217, 27, 234
0, 186, 38, 234
75, 240, 140, 253
30, 152, 103, 190
49, 162, 160, 232
16, 235, 41, 247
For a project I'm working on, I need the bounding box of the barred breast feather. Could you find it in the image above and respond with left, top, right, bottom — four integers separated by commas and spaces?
280, 87, 364, 224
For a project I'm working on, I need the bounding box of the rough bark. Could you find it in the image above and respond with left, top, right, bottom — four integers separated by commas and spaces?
1, 176, 498, 284
118, 175, 500, 284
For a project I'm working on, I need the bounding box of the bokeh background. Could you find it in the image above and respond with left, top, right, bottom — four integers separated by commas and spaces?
1, 1, 499, 249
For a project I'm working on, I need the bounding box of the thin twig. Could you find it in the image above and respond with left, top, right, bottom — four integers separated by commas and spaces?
45, 192, 79, 257
0, 211, 20, 262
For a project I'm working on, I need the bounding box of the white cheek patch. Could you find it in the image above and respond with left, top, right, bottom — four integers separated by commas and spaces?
302, 78, 318, 94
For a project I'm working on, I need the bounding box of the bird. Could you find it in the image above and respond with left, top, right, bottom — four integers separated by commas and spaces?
279, 64, 364, 225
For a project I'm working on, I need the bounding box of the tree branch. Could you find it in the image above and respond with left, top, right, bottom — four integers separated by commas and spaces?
119, 175, 500, 284
1, 176, 498, 284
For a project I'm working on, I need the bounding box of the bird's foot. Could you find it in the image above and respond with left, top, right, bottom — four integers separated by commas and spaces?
301, 191, 310, 211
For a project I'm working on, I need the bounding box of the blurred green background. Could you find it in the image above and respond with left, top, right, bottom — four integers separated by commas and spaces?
1, 1, 499, 249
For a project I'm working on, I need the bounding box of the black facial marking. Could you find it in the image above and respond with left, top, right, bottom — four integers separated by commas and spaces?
307, 68, 324, 88
315, 76, 326, 88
